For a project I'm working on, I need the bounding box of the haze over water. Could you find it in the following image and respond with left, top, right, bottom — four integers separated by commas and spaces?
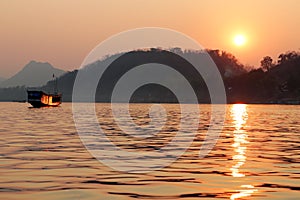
1, 103, 299, 199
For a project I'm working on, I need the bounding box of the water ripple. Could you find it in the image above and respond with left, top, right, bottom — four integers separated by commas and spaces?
0, 103, 299, 199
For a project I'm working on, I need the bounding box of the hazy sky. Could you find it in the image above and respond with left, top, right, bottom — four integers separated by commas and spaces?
1, 0, 299, 78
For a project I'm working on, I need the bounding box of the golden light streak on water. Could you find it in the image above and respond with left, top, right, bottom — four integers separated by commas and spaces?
230, 104, 257, 199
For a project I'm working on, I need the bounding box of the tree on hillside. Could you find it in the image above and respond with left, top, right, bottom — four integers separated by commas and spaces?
260, 56, 273, 72
207, 49, 246, 77
278, 51, 300, 65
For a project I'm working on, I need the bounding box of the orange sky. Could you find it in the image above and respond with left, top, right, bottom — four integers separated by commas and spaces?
0, 0, 299, 77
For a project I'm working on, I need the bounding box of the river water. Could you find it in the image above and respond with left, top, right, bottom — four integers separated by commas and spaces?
1, 103, 299, 199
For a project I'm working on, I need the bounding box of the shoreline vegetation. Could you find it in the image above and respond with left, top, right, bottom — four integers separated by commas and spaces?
0, 48, 299, 105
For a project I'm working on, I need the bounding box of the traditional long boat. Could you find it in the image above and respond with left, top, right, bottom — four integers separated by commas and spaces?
27, 90, 62, 108
27, 74, 62, 108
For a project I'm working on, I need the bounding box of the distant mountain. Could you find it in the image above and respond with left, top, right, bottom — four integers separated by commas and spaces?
0, 61, 65, 88
0, 76, 6, 83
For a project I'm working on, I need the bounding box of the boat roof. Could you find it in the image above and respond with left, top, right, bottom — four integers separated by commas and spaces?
27, 90, 61, 96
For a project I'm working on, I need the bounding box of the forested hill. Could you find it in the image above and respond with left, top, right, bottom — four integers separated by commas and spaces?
42, 48, 247, 103
0, 49, 299, 104
226, 51, 300, 103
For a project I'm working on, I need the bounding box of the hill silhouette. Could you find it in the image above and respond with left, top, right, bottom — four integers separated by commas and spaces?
0, 48, 299, 104
0, 77, 6, 83
226, 51, 300, 103
42, 48, 246, 103
0, 60, 65, 88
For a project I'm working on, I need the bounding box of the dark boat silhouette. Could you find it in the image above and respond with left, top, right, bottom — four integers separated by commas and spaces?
27, 74, 62, 108
27, 90, 62, 108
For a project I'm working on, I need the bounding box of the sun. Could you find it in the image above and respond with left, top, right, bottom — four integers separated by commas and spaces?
233, 34, 246, 46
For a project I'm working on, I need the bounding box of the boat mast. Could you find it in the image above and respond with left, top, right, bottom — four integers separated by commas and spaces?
53, 74, 58, 94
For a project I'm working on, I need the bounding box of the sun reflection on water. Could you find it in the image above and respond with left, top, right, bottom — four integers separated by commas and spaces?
231, 185, 257, 200
230, 104, 248, 177
230, 104, 257, 199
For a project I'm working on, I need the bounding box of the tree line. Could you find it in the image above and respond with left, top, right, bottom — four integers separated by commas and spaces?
0, 49, 299, 104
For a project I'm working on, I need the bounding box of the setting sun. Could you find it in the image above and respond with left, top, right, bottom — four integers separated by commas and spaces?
233, 34, 246, 46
